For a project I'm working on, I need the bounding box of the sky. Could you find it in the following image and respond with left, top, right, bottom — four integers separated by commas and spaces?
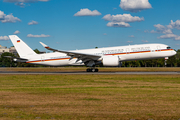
0, 0, 180, 51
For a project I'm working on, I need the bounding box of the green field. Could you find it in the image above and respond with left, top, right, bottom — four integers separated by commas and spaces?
1, 74, 180, 120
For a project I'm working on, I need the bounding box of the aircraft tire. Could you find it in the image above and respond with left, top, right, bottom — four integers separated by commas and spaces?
95, 69, 98, 72
86, 68, 92, 72
86, 68, 98, 72
92, 69, 95, 72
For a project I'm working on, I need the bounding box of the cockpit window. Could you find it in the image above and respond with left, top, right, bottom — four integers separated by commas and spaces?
167, 47, 171, 49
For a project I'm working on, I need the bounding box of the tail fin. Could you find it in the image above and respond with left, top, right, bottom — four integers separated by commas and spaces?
9, 35, 36, 58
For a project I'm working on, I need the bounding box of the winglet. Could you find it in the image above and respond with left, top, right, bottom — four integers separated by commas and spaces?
39, 42, 49, 49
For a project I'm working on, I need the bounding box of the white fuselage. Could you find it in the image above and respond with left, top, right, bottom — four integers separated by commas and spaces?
25, 43, 176, 66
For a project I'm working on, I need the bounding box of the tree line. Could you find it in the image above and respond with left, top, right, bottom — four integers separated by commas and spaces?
0, 49, 180, 67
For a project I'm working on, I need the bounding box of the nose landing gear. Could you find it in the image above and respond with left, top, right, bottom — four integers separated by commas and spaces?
86, 68, 99, 72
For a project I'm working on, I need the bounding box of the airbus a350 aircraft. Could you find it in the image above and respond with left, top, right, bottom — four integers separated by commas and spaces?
8, 35, 176, 72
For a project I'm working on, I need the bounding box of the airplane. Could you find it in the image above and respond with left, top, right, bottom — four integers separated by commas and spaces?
7, 35, 176, 72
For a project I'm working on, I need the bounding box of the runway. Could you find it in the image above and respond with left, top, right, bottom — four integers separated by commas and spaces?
0, 71, 180, 75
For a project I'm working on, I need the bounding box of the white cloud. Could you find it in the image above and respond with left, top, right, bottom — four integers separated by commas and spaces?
103, 33, 107, 35
4, 0, 31, 2
167, 20, 180, 30
107, 22, 130, 27
38, 0, 49, 1
3, 0, 49, 7
0, 36, 9, 40
0, 11, 6, 20
129, 35, 134, 38
158, 34, 180, 40
151, 24, 172, 34
3, 0, 49, 3
4, 0, 34, 2
175, 36, 180, 40
28, 20, 38, 25
144, 30, 149, 33
1, 13, 21, 23
127, 41, 133, 43
27, 34, 50, 38
103, 14, 144, 22
154, 24, 166, 31
119, 0, 152, 12
102, 14, 112, 21
150, 30, 158, 33
15, 2, 25, 7
74, 8, 101, 16
162, 29, 173, 34
142, 40, 148, 43
158, 34, 176, 39
14, 30, 20, 34
0, 11, 21, 23
151, 20, 180, 40
103, 14, 144, 27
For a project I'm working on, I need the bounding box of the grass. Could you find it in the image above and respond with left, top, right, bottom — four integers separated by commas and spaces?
0, 74, 180, 119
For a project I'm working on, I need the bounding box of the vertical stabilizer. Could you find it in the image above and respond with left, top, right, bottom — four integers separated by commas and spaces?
9, 35, 36, 58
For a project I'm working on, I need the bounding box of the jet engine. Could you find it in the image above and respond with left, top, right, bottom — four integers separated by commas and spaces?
102, 56, 121, 67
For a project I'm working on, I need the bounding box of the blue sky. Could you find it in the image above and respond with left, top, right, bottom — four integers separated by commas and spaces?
0, 0, 180, 51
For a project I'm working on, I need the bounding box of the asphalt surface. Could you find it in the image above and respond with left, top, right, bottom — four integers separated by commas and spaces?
0, 71, 180, 75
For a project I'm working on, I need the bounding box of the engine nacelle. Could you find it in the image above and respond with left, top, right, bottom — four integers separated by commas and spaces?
102, 56, 120, 67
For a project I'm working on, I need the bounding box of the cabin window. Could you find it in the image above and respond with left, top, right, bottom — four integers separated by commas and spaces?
167, 47, 171, 49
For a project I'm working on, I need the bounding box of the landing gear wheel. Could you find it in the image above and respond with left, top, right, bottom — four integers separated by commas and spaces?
92, 69, 95, 72
86, 68, 92, 72
86, 68, 98, 72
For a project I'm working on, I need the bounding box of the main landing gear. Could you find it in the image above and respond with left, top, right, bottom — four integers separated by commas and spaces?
86, 68, 99, 72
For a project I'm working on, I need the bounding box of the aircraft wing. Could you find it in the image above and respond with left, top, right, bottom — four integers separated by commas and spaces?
39, 42, 101, 63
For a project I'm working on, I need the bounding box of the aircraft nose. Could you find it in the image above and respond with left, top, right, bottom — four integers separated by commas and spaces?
173, 50, 177, 55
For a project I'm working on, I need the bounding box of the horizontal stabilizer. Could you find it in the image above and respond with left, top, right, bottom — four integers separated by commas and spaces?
4, 56, 28, 62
